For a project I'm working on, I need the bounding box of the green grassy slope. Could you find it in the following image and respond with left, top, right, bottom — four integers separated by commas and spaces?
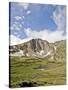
9, 56, 66, 88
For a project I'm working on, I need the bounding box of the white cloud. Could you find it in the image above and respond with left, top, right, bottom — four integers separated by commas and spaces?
53, 6, 66, 31
23, 6, 66, 43
24, 28, 66, 43
10, 35, 32, 46
22, 21, 24, 25
18, 3, 29, 10
10, 6, 66, 45
10, 22, 22, 31
15, 26, 20, 31
22, 16, 25, 19
15, 16, 22, 20
10, 35, 22, 46
27, 10, 31, 14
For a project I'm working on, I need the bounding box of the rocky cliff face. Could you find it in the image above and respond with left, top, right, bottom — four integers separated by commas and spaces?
9, 39, 66, 62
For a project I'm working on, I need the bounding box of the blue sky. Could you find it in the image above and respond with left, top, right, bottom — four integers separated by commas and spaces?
9, 2, 66, 45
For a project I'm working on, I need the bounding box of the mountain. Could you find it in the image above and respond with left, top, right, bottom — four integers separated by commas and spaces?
9, 39, 66, 62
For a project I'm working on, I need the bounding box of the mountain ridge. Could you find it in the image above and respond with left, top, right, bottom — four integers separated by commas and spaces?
9, 39, 66, 62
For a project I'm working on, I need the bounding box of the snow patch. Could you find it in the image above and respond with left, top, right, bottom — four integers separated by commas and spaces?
36, 52, 40, 55
26, 53, 30, 56
39, 50, 44, 55
54, 46, 56, 51
44, 51, 51, 57
10, 50, 24, 56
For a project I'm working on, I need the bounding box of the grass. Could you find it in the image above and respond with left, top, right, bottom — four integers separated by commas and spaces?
9, 56, 66, 88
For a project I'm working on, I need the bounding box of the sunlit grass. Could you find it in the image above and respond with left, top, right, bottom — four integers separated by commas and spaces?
9, 56, 66, 88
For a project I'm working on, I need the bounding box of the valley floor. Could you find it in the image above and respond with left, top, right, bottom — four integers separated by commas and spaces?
9, 56, 66, 88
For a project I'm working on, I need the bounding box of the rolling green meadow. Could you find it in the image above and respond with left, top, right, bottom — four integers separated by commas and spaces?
9, 56, 66, 88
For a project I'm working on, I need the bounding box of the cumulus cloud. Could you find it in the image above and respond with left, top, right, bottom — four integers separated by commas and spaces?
10, 5, 66, 45
22, 21, 24, 25
18, 3, 29, 10
22, 16, 25, 19
23, 6, 66, 43
24, 28, 66, 43
27, 10, 31, 14
10, 35, 22, 45
15, 16, 22, 20
10, 22, 22, 31
10, 35, 32, 46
